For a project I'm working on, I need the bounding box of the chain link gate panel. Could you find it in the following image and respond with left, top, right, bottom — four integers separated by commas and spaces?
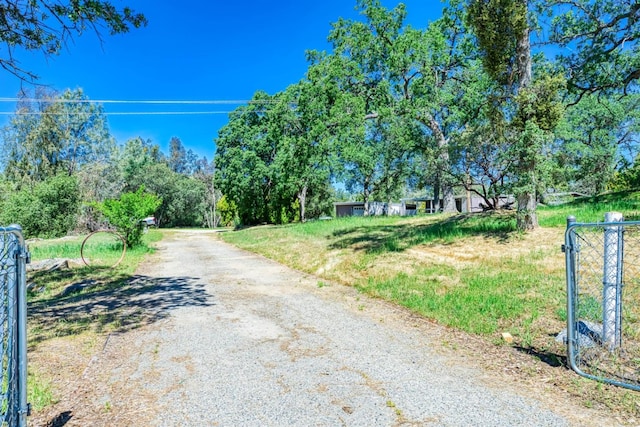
564, 216, 640, 391
0, 226, 29, 427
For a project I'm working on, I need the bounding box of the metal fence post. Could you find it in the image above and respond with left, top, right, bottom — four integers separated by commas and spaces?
14, 227, 29, 427
0, 226, 29, 427
564, 216, 578, 366
603, 212, 623, 350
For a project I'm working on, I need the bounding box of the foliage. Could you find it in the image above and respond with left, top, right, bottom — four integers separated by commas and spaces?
467, 0, 568, 230
551, 94, 638, 194
119, 136, 164, 192
168, 137, 200, 175
127, 162, 206, 228
542, 0, 640, 98
0, 91, 222, 234
215, 87, 335, 225
0, 0, 146, 80
216, 195, 238, 227
96, 186, 161, 247
215, 92, 274, 225
610, 156, 640, 192
466, 0, 528, 87
0, 174, 80, 238
321, 1, 412, 211
1, 88, 115, 187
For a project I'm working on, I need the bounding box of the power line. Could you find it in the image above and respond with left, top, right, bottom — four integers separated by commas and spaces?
0, 98, 280, 105
0, 97, 292, 116
0, 111, 236, 116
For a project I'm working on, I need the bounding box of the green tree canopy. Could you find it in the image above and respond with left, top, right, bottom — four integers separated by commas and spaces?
1, 88, 115, 187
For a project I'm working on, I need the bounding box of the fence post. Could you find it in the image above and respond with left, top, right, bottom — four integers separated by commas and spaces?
603, 212, 624, 350
565, 216, 578, 364
16, 230, 29, 427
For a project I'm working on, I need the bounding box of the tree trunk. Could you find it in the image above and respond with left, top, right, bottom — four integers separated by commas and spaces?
363, 177, 370, 216
516, 0, 532, 89
432, 176, 441, 213
211, 167, 219, 228
427, 115, 457, 214
515, 0, 537, 231
442, 183, 456, 213
298, 185, 308, 222
516, 189, 538, 230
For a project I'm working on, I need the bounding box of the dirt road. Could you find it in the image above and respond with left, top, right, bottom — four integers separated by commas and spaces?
35, 230, 621, 426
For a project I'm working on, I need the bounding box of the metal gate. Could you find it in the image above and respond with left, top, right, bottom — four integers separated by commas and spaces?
0, 226, 29, 427
564, 215, 640, 391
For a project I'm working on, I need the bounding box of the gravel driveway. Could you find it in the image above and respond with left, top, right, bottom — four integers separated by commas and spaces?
52, 230, 618, 426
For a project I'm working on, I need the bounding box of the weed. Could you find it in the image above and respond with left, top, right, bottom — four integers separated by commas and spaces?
28, 369, 57, 411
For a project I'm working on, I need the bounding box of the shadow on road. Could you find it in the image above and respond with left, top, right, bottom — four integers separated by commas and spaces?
28, 274, 214, 347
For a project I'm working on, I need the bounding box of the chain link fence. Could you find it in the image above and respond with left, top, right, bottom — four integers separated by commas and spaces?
564, 215, 640, 391
0, 226, 29, 427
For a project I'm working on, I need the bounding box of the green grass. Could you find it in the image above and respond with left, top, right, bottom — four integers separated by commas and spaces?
27, 228, 161, 303
358, 256, 557, 335
538, 189, 640, 227
30, 229, 162, 263
27, 369, 56, 411
230, 212, 516, 257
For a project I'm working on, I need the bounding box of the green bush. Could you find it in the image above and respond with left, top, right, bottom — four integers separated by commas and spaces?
97, 186, 161, 247
216, 195, 238, 227
0, 174, 80, 238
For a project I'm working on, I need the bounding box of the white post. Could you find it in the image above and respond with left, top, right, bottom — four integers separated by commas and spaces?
603, 211, 623, 350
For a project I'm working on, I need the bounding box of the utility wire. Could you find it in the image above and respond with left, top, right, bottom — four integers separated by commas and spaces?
0, 98, 280, 104
0, 98, 289, 116
0, 111, 237, 116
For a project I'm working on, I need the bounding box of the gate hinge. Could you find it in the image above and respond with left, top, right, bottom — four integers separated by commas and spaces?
561, 244, 566, 253
19, 402, 31, 416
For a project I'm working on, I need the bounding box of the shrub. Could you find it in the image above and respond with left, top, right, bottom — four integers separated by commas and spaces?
0, 174, 80, 238
97, 186, 161, 247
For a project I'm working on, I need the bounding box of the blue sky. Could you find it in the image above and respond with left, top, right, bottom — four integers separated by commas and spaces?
0, 1, 445, 160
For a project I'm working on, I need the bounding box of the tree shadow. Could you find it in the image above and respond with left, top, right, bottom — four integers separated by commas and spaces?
28, 274, 214, 347
328, 213, 516, 254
